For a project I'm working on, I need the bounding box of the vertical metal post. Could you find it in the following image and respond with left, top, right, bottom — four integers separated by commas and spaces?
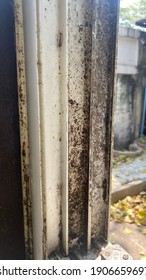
67, 0, 92, 253
15, 0, 119, 259
88, 0, 119, 251
14, 0, 33, 259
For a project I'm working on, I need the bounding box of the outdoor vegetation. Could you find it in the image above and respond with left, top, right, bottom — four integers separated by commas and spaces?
120, 0, 146, 30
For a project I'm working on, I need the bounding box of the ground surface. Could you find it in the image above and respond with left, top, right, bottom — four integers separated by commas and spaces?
109, 138, 146, 260
112, 152, 146, 188
109, 222, 146, 260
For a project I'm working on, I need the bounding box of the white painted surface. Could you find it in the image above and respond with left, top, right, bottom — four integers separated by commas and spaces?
23, 0, 44, 260
36, 0, 63, 257
23, 0, 65, 258
117, 36, 139, 74
119, 26, 140, 39
117, 65, 137, 75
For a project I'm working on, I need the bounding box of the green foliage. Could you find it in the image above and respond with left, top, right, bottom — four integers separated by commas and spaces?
120, 0, 146, 30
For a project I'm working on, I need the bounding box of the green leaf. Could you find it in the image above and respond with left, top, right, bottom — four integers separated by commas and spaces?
120, 0, 146, 31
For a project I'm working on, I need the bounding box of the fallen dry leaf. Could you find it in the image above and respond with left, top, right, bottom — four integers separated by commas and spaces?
139, 249, 146, 256
123, 227, 131, 234
110, 192, 146, 227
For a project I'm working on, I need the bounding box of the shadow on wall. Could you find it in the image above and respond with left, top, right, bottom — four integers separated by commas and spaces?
114, 74, 135, 150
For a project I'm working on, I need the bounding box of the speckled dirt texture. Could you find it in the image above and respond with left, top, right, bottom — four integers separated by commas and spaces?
89, 0, 119, 248
68, 0, 119, 253
68, 0, 92, 252
14, 0, 33, 259
13, 0, 119, 258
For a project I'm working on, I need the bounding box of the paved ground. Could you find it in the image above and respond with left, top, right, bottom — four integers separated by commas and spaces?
109, 139, 146, 260
112, 152, 146, 189
109, 222, 146, 260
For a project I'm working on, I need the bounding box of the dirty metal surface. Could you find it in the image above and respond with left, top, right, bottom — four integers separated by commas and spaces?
14, 0, 33, 259
0, 0, 25, 259
48, 242, 132, 260
37, 0, 62, 257
88, 0, 119, 249
22, 0, 47, 259
14, 0, 119, 259
68, 0, 92, 252
70, 239, 132, 260
59, 0, 69, 256
22, 0, 64, 259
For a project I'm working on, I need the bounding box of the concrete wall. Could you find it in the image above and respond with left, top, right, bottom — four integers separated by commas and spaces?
114, 27, 146, 150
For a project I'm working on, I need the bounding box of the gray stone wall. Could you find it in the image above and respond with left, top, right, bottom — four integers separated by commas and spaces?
114, 75, 135, 149
114, 29, 146, 150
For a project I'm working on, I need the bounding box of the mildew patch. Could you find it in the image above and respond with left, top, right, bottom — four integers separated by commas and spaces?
68, 0, 92, 252
14, 0, 33, 259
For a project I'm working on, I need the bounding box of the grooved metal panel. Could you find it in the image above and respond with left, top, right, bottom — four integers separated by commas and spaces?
22, 0, 45, 260
88, 0, 119, 249
20, 0, 119, 259
68, 0, 92, 252
14, 0, 33, 259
